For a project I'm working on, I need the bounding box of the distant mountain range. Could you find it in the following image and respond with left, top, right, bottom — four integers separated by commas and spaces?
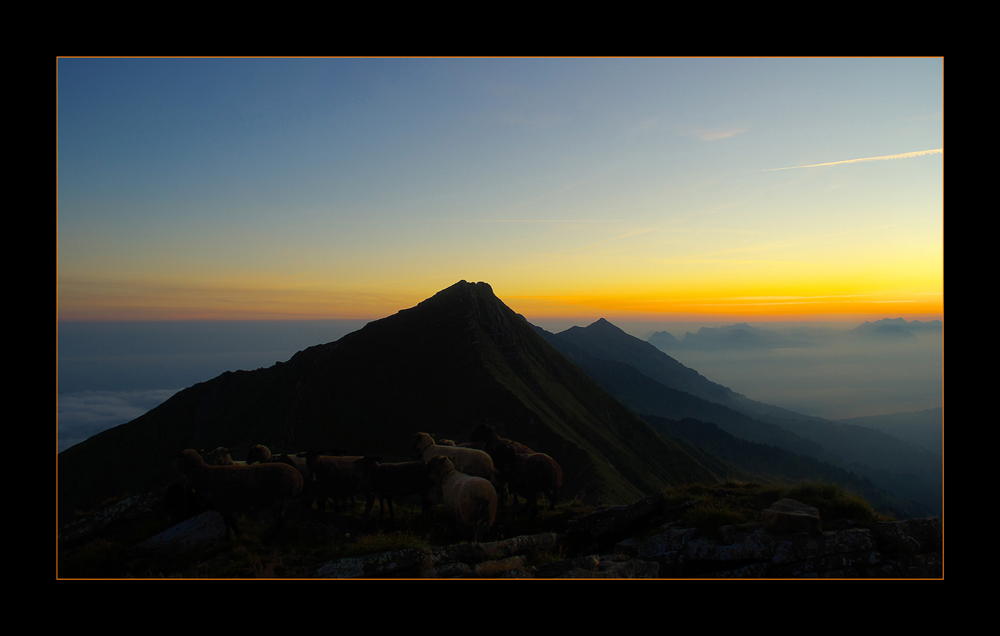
58, 282, 942, 524
536, 318, 941, 517
648, 323, 814, 351
836, 408, 942, 456
647, 317, 943, 351
851, 318, 943, 338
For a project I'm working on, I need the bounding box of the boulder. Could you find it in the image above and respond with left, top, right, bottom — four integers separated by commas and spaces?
761, 498, 822, 534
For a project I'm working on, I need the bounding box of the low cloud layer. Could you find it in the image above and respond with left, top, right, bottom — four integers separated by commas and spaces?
57, 389, 179, 452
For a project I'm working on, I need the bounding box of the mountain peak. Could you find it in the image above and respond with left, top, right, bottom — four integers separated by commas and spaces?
419, 280, 496, 305
587, 318, 622, 331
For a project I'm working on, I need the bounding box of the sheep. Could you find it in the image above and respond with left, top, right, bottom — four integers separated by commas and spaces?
205, 447, 235, 466
412, 433, 497, 484
364, 460, 435, 519
296, 452, 379, 515
425, 455, 497, 541
247, 451, 312, 504
469, 424, 535, 456
245, 445, 272, 465
466, 425, 537, 506
272, 452, 308, 476
491, 443, 562, 517
203, 447, 250, 467
175, 448, 304, 540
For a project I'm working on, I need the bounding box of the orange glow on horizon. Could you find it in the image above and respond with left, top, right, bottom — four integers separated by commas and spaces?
58, 287, 943, 323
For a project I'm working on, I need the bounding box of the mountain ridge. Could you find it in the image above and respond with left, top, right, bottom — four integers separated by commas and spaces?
536, 317, 941, 516
59, 281, 719, 523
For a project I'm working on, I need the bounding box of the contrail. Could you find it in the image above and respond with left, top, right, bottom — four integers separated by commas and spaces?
764, 148, 942, 171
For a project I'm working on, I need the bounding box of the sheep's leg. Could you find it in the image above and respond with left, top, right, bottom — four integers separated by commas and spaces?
264, 504, 287, 543
314, 490, 328, 518
364, 493, 376, 517
527, 491, 540, 519
224, 514, 241, 539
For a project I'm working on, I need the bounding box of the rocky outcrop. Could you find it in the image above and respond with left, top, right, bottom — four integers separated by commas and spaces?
760, 498, 822, 533
315, 532, 563, 578
616, 503, 942, 578
132, 511, 227, 557
59, 491, 160, 547
309, 496, 941, 578
63, 485, 941, 578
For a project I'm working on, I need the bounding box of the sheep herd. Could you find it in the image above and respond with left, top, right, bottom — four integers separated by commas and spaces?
173, 426, 562, 543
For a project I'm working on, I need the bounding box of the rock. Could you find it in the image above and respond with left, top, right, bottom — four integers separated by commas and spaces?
761, 498, 822, 534
475, 556, 528, 578
566, 494, 672, 553
60, 491, 160, 546
532, 553, 658, 578
314, 532, 561, 578
317, 548, 430, 578
871, 517, 942, 554
131, 511, 227, 557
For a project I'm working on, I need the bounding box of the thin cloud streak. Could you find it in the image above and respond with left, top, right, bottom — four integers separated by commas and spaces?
690, 299, 917, 307
763, 149, 942, 171
471, 219, 620, 223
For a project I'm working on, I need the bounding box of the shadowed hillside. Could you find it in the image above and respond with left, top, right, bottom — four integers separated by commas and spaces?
536, 319, 942, 517
59, 281, 719, 523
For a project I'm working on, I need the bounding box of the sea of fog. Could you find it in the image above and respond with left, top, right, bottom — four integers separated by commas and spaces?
57, 319, 942, 452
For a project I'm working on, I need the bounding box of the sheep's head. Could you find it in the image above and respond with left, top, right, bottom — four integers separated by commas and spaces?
425, 455, 455, 483
413, 432, 435, 455
246, 445, 272, 465
470, 424, 498, 443
208, 447, 235, 466
176, 449, 206, 474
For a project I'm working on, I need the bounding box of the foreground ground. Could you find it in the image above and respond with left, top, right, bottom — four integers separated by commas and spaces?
57, 481, 941, 578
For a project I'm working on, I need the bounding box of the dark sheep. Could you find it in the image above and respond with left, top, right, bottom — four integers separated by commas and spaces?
175, 449, 304, 540
492, 443, 562, 517
245, 445, 272, 465
296, 452, 379, 514
364, 460, 434, 519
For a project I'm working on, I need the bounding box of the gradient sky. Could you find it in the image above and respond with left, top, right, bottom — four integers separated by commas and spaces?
57, 57, 943, 323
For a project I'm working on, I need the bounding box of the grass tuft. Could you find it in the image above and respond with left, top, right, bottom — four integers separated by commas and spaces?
782, 481, 889, 525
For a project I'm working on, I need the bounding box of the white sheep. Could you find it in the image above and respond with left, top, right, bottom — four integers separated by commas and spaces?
425, 455, 497, 542
176, 448, 304, 540
413, 433, 497, 484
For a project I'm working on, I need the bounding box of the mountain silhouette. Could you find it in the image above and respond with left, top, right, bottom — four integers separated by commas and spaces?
851, 318, 942, 337
59, 281, 719, 523
536, 318, 941, 517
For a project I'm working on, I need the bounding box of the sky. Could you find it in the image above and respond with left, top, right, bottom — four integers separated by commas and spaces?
57, 57, 943, 324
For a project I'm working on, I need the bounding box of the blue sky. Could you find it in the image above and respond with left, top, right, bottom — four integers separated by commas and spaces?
58, 57, 943, 322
